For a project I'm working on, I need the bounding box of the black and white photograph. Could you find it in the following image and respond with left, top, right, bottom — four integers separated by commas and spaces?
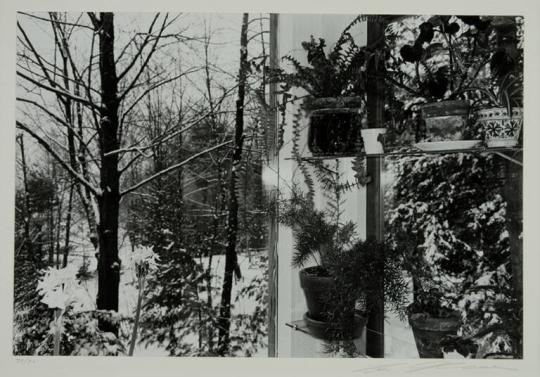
2, 0, 540, 375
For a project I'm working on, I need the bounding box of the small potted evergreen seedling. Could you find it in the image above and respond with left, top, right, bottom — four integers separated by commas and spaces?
280, 186, 407, 341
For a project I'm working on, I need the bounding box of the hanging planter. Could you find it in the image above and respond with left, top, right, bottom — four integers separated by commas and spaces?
420, 100, 470, 142
408, 310, 461, 358
306, 97, 363, 157
477, 107, 523, 147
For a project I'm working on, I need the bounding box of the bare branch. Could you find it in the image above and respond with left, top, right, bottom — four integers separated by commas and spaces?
112, 102, 225, 158
247, 30, 270, 44
87, 12, 100, 29
16, 121, 101, 198
118, 13, 169, 101
17, 70, 102, 110
117, 13, 160, 82
17, 97, 98, 162
18, 12, 94, 30
16, 60, 100, 97
120, 68, 202, 125
120, 140, 232, 197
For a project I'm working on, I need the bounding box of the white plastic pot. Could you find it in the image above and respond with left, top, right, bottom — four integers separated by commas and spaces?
361, 128, 387, 155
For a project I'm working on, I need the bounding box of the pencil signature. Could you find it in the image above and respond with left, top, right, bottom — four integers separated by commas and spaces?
351, 361, 517, 374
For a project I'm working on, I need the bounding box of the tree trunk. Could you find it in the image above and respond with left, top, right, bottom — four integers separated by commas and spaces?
17, 135, 33, 262
48, 161, 56, 266
62, 183, 74, 268
217, 12, 249, 356
96, 12, 121, 333
54, 189, 63, 269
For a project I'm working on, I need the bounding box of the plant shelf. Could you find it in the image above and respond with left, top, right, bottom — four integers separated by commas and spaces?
287, 147, 523, 166
285, 319, 369, 358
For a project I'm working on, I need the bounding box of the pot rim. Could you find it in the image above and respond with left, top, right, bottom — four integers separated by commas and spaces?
408, 310, 461, 332
304, 311, 368, 325
361, 127, 387, 134
421, 100, 470, 118
477, 106, 524, 115
304, 96, 364, 111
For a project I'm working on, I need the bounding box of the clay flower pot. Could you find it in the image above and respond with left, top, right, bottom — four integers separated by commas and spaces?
408, 311, 461, 358
420, 100, 470, 141
299, 266, 335, 321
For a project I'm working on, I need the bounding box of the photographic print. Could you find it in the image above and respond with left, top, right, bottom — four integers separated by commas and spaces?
12, 9, 526, 362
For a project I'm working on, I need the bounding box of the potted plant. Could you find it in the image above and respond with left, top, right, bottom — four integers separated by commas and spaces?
473, 72, 523, 147
387, 16, 494, 145
280, 186, 407, 341
470, 16, 523, 148
270, 21, 370, 157
406, 288, 461, 358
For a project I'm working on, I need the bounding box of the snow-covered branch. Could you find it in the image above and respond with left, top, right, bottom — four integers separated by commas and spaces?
16, 121, 101, 198
120, 140, 232, 197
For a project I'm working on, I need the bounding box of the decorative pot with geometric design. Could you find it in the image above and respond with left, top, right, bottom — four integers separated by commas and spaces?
476, 107, 523, 148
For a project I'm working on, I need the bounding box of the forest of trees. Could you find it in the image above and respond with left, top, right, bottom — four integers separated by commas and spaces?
14, 12, 272, 356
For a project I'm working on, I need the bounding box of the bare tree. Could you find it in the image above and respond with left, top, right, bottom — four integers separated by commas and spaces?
16, 12, 231, 332
217, 12, 249, 355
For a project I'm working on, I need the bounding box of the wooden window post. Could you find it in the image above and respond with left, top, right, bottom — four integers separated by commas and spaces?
365, 19, 386, 358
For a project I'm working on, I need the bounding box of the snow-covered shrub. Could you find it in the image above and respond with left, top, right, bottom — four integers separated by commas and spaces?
230, 253, 269, 356
386, 152, 521, 357
13, 265, 127, 356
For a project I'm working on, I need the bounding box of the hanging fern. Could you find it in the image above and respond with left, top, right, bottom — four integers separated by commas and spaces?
290, 108, 315, 203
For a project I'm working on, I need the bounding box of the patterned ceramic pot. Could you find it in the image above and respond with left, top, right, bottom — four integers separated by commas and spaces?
476, 107, 523, 147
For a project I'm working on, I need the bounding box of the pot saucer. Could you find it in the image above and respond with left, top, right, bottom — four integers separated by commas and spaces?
413, 140, 481, 152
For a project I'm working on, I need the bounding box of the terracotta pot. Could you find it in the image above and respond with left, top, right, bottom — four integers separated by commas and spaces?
361, 128, 387, 155
304, 312, 367, 341
420, 100, 469, 141
408, 311, 461, 358
476, 107, 523, 147
299, 266, 335, 321
306, 97, 363, 157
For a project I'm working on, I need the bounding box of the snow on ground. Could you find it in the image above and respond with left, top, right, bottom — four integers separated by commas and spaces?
68, 232, 463, 358
69, 231, 268, 357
